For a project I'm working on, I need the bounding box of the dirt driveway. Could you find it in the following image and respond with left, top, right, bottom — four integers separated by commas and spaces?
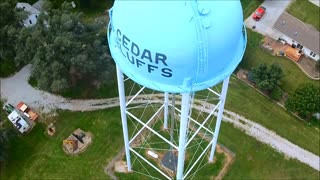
245, 0, 292, 38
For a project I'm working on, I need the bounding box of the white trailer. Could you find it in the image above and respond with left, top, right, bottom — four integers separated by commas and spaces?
8, 110, 31, 133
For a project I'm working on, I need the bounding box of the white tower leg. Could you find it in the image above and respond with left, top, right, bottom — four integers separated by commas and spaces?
209, 76, 230, 162
176, 93, 192, 180
164, 92, 169, 129
116, 66, 132, 171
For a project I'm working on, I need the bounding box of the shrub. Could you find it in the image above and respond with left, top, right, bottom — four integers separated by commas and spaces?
270, 86, 283, 101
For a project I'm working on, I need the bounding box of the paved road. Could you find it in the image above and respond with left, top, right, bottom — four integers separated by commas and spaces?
245, 0, 292, 38
1, 65, 319, 171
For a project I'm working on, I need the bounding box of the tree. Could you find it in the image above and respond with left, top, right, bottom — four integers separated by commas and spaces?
14, 27, 35, 66
251, 63, 284, 92
15, 2, 114, 93
0, 128, 15, 163
270, 86, 283, 101
285, 83, 320, 119
0, 129, 9, 162
0, 0, 26, 61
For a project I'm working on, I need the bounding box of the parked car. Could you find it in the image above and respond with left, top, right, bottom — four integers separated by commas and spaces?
3, 103, 15, 114
253, 6, 266, 21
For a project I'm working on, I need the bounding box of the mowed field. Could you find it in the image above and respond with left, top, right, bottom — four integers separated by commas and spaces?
226, 76, 320, 156
1, 108, 123, 179
1, 107, 319, 179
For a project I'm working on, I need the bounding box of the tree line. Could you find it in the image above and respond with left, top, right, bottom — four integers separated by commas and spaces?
249, 63, 320, 120
1, 0, 115, 93
0, 0, 116, 165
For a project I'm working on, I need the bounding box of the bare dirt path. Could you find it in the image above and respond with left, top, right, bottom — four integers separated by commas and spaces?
1, 65, 319, 171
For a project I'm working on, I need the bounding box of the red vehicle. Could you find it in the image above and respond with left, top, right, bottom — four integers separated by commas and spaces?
252, 6, 266, 21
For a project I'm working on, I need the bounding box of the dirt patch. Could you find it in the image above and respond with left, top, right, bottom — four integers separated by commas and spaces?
62, 129, 93, 156
114, 160, 128, 173
297, 56, 320, 79
261, 36, 289, 55
105, 148, 125, 180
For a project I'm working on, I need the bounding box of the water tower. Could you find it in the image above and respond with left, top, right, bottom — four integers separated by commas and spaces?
108, 1, 246, 179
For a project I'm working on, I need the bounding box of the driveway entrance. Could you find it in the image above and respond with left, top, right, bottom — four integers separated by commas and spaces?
245, 0, 292, 38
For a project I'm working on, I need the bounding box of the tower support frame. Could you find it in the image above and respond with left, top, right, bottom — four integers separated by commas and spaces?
116, 68, 230, 179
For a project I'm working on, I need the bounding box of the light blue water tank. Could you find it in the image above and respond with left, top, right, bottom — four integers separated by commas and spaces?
108, 0, 247, 93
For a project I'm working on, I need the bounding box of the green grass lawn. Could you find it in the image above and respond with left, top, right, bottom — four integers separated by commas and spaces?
1, 108, 123, 179
287, 0, 320, 31
240, 29, 319, 95
241, 0, 263, 18
226, 76, 320, 156
220, 120, 319, 179
1, 108, 318, 179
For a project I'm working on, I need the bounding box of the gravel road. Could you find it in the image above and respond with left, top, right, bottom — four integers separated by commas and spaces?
1, 65, 319, 171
